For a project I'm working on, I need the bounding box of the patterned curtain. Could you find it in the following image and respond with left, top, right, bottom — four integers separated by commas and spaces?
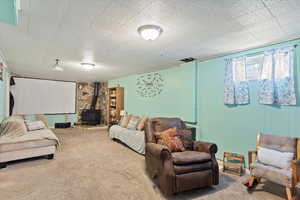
224, 56, 249, 105
258, 47, 296, 105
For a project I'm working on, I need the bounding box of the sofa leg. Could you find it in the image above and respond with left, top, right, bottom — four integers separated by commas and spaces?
46, 154, 54, 160
0, 162, 7, 169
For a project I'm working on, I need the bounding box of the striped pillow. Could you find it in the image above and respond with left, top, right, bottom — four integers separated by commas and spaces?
127, 116, 140, 130
25, 120, 46, 131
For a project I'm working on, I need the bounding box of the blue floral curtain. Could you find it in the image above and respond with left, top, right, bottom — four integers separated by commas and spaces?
258, 47, 296, 105
224, 56, 249, 105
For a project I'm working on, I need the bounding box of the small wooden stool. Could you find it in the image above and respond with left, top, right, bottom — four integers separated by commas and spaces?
223, 152, 245, 176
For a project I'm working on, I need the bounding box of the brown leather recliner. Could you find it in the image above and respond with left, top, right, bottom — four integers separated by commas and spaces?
145, 117, 219, 195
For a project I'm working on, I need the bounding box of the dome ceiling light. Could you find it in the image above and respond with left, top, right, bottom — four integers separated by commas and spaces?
137, 25, 163, 41
81, 62, 96, 71
52, 58, 63, 71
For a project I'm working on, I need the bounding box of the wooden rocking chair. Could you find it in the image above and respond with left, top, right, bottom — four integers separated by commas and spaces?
246, 133, 300, 200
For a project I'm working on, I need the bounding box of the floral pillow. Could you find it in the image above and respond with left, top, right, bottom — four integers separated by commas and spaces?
154, 127, 185, 152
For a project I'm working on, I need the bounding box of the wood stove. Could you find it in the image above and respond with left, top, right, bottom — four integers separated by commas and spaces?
80, 82, 101, 125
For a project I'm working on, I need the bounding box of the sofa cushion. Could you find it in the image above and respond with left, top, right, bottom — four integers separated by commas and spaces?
251, 161, 292, 187
174, 161, 212, 175
109, 125, 145, 154
155, 127, 185, 152
172, 151, 211, 165
259, 133, 297, 153
120, 114, 132, 128
258, 146, 294, 169
127, 115, 140, 130
0, 139, 56, 153
137, 116, 148, 131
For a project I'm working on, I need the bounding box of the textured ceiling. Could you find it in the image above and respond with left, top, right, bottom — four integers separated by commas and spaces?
0, 0, 300, 81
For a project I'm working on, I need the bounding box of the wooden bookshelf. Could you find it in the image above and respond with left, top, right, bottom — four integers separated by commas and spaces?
107, 86, 124, 125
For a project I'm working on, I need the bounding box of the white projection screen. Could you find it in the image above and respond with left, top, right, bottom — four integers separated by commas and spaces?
13, 78, 76, 115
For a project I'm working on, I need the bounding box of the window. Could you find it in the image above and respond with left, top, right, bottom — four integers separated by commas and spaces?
245, 55, 263, 80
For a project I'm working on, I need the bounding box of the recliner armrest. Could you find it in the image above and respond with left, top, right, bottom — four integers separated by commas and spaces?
193, 141, 218, 154
146, 143, 171, 160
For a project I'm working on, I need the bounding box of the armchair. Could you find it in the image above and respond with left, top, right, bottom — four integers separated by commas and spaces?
247, 133, 300, 200
145, 117, 219, 195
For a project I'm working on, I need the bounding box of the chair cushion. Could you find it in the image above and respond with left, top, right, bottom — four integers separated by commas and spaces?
174, 161, 212, 174
152, 118, 186, 132
127, 115, 140, 130
172, 151, 211, 165
251, 161, 292, 187
258, 146, 294, 169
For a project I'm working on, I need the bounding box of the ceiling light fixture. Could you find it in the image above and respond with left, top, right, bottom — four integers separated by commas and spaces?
81, 62, 96, 71
137, 25, 163, 41
52, 58, 63, 71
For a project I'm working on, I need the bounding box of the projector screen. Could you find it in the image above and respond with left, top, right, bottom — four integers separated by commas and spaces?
13, 78, 76, 115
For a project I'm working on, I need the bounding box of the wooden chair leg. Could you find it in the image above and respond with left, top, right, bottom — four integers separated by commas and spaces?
286, 187, 294, 200
248, 176, 255, 187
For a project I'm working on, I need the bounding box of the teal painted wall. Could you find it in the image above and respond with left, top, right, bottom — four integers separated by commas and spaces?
109, 62, 197, 122
0, 0, 18, 25
23, 114, 77, 128
46, 114, 77, 128
109, 39, 300, 162
197, 39, 300, 160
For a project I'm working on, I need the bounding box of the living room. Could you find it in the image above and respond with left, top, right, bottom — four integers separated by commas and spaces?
1, 0, 300, 200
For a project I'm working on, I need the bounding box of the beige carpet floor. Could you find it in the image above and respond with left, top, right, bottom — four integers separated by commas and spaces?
0, 128, 288, 200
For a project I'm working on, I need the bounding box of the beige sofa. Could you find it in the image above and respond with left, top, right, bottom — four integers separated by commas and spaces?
0, 116, 59, 168
109, 125, 145, 154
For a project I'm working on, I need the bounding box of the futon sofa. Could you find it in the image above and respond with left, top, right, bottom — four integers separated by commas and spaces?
109, 125, 145, 154
0, 116, 59, 168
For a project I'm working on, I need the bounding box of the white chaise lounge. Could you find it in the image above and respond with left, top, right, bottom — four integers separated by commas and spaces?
0, 116, 59, 168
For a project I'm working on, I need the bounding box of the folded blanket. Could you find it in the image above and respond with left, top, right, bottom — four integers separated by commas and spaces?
0, 128, 60, 147
0, 120, 59, 147
0, 120, 27, 138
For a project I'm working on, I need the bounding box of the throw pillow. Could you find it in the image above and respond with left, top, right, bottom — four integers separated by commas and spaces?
127, 115, 141, 130
35, 114, 49, 128
154, 127, 185, 152
257, 146, 294, 169
120, 114, 132, 128
137, 116, 148, 131
25, 120, 46, 131
176, 129, 193, 150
